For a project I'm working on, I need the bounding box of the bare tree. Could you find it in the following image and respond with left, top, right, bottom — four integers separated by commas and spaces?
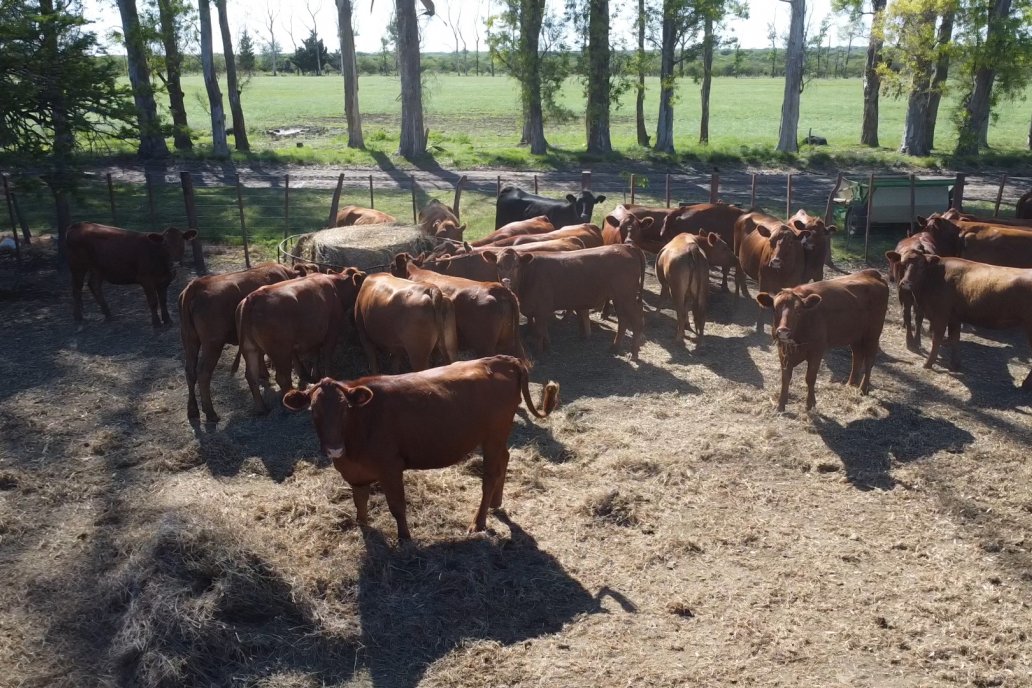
115, 0, 169, 158
216, 0, 249, 151
445, 0, 466, 75
265, 3, 279, 75
304, 0, 322, 75
473, 0, 482, 75
776, 0, 805, 153
197, 0, 228, 156
336, 0, 363, 147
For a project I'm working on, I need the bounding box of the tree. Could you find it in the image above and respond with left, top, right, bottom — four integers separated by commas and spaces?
634, 0, 650, 146
396, 0, 435, 158
924, 8, 956, 149
767, 14, 779, 76
696, 1, 748, 145
238, 28, 256, 75
116, 0, 169, 158
216, 0, 248, 151
445, 0, 467, 74
303, 0, 323, 76
776, 0, 805, 153
1, 0, 136, 261
294, 32, 331, 74
197, 0, 228, 156
335, 0, 363, 148
584, 0, 611, 153
265, 4, 279, 75
655, 1, 702, 154
153, 0, 192, 150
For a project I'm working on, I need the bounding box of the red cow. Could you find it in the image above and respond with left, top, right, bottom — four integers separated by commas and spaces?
892, 251, 1032, 386
602, 205, 670, 248
511, 223, 603, 248
334, 205, 397, 226
354, 273, 459, 374
658, 202, 746, 246
656, 233, 714, 347
885, 231, 960, 350
734, 213, 810, 331
756, 269, 888, 412
787, 209, 837, 283
418, 198, 466, 241
66, 222, 197, 327
472, 216, 555, 247
418, 252, 502, 283
282, 356, 559, 540
236, 270, 366, 414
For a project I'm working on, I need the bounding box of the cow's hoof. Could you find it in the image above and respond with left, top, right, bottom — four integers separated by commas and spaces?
250, 405, 270, 417
204, 413, 220, 424
187, 405, 200, 420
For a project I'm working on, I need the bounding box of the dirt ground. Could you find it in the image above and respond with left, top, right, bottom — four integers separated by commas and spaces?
1, 243, 1031, 688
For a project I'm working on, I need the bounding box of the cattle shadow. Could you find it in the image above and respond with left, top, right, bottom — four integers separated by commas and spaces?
813, 402, 975, 491
202, 402, 323, 481
357, 513, 606, 688
510, 407, 574, 463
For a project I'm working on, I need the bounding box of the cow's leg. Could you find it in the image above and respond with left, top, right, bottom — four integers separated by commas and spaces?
914, 302, 924, 349
720, 266, 730, 291
577, 309, 591, 339
142, 285, 162, 328
529, 310, 549, 353
358, 325, 380, 374
71, 269, 87, 322
184, 333, 202, 420
196, 342, 224, 423
692, 291, 706, 345
860, 341, 877, 395
804, 353, 822, 411
471, 440, 509, 533
379, 471, 411, 541
847, 345, 863, 387
242, 345, 269, 414
924, 320, 947, 369
158, 284, 172, 325
87, 273, 113, 321
901, 292, 916, 351
351, 483, 371, 524
947, 318, 962, 371
406, 342, 433, 372
776, 361, 794, 412
270, 350, 294, 397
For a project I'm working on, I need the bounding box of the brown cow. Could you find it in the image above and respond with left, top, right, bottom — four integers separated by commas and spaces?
511, 223, 603, 248
602, 205, 670, 247
1017, 190, 1032, 220
67, 222, 197, 327
787, 209, 837, 283
756, 269, 888, 412
921, 216, 1032, 269
236, 270, 365, 414
734, 213, 810, 331
282, 356, 559, 539
471, 216, 555, 247
334, 205, 397, 227
487, 244, 646, 358
659, 202, 746, 246
884, 231, 961, 350
941, 208, 1032, 229
419, 251, 502, 283
355, 273, 459, 374
656, 233, 713, 346
417, 199, 467, 241
180, 262, 309, 422
891, 252, 1032, 386
391, 253, 525, 359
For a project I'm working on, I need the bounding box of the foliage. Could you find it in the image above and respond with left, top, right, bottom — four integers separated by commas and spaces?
238, 28, 256, 75
293, 31, 330, 75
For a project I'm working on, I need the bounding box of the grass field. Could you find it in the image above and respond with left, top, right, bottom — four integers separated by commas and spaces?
161, 74, 1032, 169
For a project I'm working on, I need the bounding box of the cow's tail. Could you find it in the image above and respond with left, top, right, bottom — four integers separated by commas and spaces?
179, 285, 198, 377
230, 346, 242, 374
518, 360, 559, 419
431, 288, 459, 364
234, 297, 252, 374
497, 284, 527, 360
636, 245, 647, 308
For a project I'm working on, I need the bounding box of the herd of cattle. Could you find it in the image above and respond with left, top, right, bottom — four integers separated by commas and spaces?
61, 184, 1032, 538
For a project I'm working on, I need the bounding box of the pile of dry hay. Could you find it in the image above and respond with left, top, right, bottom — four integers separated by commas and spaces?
292, 224, 436, 272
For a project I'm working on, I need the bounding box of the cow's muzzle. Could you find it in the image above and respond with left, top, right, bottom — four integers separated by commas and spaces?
324, 446, 345, 460
775, 328, 794, 343
769, 258, 782, 269
899, 280, 912, 292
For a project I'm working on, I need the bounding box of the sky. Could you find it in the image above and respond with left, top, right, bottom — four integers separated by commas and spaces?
81, 0, 854, 56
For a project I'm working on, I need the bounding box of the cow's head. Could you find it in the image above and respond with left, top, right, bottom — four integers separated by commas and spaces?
608, 214, 654, 247
482, 248, 533, 293
698, 232, 736, 270
391, 252, 414, 277
566, 190, 606, 224
889, 250, 939, 293
919, 215, 963, 256
433, 219, 466, 241
283, 379, 373, 462
293, 262, 323, 276
789, 211, 835, 250
757, 224, 806, 270
152, 226, 197, 263
756, 289, 822, 345
330, 269, 366, 307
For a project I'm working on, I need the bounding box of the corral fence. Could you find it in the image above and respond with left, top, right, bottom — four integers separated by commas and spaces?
2, 165, 1029, 279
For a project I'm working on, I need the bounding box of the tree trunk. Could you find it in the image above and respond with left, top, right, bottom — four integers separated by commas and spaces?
777, 0, 805, 154
39, 0, 74, 264
157, 0, 191, 150
654, 1, 677, 154
635, 0, 649, 147
899, 9, 936, 156
217, 0, 249, 151
923, 9, 954, 151
955, 0, 1011, 156
1028, 110, 1031, 150
397, 0, 426, 158
336, 0, 364, 148
519, 0, 548, 155
116, 0, 169, 159
585, 0, 611, 154
699, 15, 714, 145
860, 0, 887, 147
198, 0, 229, 156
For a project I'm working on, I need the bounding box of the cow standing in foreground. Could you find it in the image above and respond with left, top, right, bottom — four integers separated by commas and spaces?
891, 251, 1032, 387
236, 270, 365, 414
756, 269, 888, 412
180, 262, 313, 423
282, 356, 559, 540
354, 273, 459, 374
494, 185, 606, 230
66, 222, 197, 327
734, 212, 810, 331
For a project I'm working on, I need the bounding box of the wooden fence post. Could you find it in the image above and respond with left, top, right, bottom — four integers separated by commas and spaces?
665, 174, 671, 208
145, 171, 158, 230
235, 178, 251, 269
368, 174, 374, 209
750, 174, 758, 210
582, 170, 591, 190
952, 173, 965, 211
106, 172, 117, 226
710, 172, 719, 204
823, 172, 844, 269
180, 171, 207, 274
534, 174, 539, 194
864, 174, 876, 263
786, 173, 793, 218
630, 174, 636, 206
496, 175, 501, 199
3, 174, 22, 266
909, 173, 916, 236
284, 174, 290, 239
411, 174, 418, 223
993, 174, 1008, 217
327, 173, 345, 227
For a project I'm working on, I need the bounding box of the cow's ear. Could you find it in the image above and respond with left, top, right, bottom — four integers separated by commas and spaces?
182, 229, 198, 241
604, 214, 619, 227
916, 215, 928, 226
756, 225, 772, 238
282, 389, 311, 412
594, 194, 606, 204
756, 292, 775, 309
343, 385, 374, 407
482, 250, 498, 263
566, 194, 577, 203
792, 219, 807, 232
461, 241, 473, 253
519, 253, 535, 264
825, 225, 837, 234
640, 216, 654, 229
706, 232, 719, 246
802, 294, 822, 309
147, 233, 164, 243
885, 251, 902, 263
796, 230, 812, 241
927, 255, 941, 265
457, 223, 466, 233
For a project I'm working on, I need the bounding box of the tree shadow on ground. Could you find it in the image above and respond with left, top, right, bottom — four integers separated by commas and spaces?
813, 402, 974, 491
357, 512, 607, 688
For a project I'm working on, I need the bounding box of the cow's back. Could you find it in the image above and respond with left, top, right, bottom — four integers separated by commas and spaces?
795, 270, 888, 348
67, 222, 169, 285
961, 226, 1032, 268
663, 203, 744, 244
518, 244, 642, 312
937, 258, 1032, 329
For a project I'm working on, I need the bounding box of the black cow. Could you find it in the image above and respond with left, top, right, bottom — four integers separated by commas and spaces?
494, 185, 606, 230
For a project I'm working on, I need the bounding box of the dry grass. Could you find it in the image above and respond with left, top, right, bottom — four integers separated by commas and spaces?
1, 242, 1031, 687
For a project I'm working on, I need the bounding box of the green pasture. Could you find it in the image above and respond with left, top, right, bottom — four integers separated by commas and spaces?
166, 74, 1032, 169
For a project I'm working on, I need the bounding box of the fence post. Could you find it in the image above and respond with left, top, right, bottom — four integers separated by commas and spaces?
284, 174, 290, 240
235, 178, 251, 269
952, 173, 965, 211
327, 173, 345, 227
3, 174, 22, 267
786, 173, 793, 218
864, 174, 876, 263
496, 175, 501, 199
411, 174, 418, 223
630, 174, 636, 206
665, 173, 671, 208
710, 172, 719, 204
909, 173, 916, 236
534, 174, 539, 195
368, 174, 374, 209
145, 171, 158, 230
750, 173, 758, 209
106, 172, 118, 226
582, 170, 591, 190
180, 171, 207, 275
993, 174, 1008, 217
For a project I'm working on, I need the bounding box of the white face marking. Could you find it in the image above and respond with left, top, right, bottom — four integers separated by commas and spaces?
325, 447, 344, 460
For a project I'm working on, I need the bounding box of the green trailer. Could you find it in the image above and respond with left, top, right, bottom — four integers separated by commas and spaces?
834, 176, 956, 235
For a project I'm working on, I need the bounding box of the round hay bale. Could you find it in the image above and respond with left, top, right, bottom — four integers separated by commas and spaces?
293, 223, 436, 272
